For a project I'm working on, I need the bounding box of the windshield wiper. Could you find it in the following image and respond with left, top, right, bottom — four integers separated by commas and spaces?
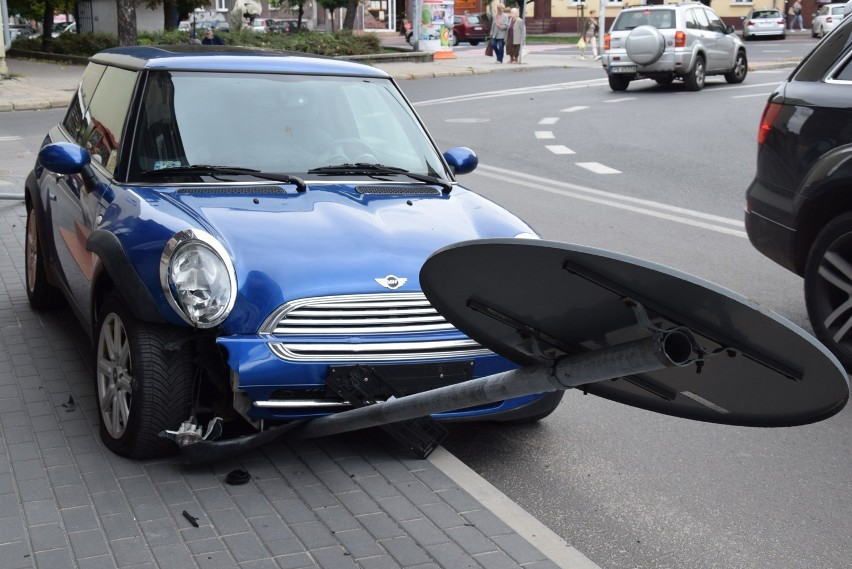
308, 163, 453, 194
139, 165, 306, 192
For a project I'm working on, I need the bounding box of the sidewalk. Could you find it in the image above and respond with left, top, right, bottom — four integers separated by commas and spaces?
0, 44, 601, 569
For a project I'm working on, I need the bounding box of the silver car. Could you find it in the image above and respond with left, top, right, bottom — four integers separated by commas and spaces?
741, 8, 786, 40
602, 3, 748, 92
812, 3, 847, 38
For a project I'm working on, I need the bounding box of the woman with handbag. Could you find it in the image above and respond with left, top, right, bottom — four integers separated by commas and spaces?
583, 10, 599, 60
489, 4, 509, 63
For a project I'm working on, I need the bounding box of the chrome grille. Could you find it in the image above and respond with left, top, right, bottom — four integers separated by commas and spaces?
261, 293, 455, 335
260, 293, 493, 362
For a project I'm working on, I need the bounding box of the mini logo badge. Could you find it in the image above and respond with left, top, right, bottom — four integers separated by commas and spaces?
376, 275, 408, 290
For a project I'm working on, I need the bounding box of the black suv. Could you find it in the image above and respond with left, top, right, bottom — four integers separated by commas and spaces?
745, 16, 852, 368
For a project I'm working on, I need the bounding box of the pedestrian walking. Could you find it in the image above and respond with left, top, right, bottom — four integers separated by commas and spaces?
583, 10, 599, 60
202, 28, 224, 45
506, 7, 526, 63
788, 0, 804, 31
490, 4, 509, 64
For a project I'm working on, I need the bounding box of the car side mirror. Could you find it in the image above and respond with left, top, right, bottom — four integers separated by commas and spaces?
726, 25, 735, 34
740, 16, 745, 21
443, 147, 478, 176
38, 142, 99, 193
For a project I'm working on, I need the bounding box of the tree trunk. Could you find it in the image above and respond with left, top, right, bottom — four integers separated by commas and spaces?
41, 0, 55, 53
343, 0, 357, 30
116, 0, 138, 46
164, 0, 178, 30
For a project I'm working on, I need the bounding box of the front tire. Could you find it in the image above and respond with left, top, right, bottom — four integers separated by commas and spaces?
724, 51, 748, 84
25, 205, 63, 310
683, 55, 705, 91
95, 293, 194, 458
804, 213, 852, 370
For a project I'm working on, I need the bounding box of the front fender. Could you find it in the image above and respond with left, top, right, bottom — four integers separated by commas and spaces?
87, 229, 167, 325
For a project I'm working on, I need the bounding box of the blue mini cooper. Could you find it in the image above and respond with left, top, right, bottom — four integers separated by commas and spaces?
25, 46, 562, 459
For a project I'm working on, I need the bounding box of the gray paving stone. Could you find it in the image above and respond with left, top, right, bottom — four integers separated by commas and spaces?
240, 558, 279, 569
419, 502, 467, 530
265, 536, 304, 557
222, 532, 269, 562
279, 466, 321, 490
490, 534, 552, 565
28, 521, 68, 552
436, 488, 482, 514
233, 492, 276, 518
396, 479, 444, 508
380, 535, 431, 566
23, 499, 60, 526
335, 491, 382, 517
8, 445, 40, 465
274, 551, 315, 569
312, 469, 358, 495
427, 541, 484, 569
194, 488, 235, 512
461, 510, 514, 538
357, 512, 406, 541
54, 484, 92, 509
68, 528, 110, 558
247, 514, 293, 543
472, 550, 522, 569
0, 514, 26, 542
152, 542, 197, 567
272, 499, 317, 525
76, 554, 118, 569
377, 495, 421, 523
372, 459, 418, 484
310, 546, 358, 569
332, 528, 384, 559
129, 498, 170, 523
209, 508, 252, 536
0, 539, 33, 569
354, 555, 401, 569
357, 475, 400, 501
156, 481, 195, 506
187, 536, 227, 555
294, 484, 338, 511
195, 549, 236, 568
3, 427, 34, 445
41, 447, 73, 468
139, 518, 182, 547
102, 512, 141, 541
82, 470, 120, 494
47, 464, 83, 487
314, 505, 359, 534
398, 518, 450, 548
91, 490, 130, 517
60, 505, 98, 532
16, 477, 51, 502
33, 546, 75, 569
290, 520, 338, 550
118, 476, 156, 501
110, 536, 154, 567
444, 525, 496, 557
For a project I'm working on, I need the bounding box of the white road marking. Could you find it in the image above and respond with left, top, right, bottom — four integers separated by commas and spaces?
732, 92, 773, 99
576, 162, 621, 174
535, 131, 555, 139
539, 117, 559, 125
413, 79, 609, 106
604, 98, 637, 103
476, 163, 746, 238
560, 106, 589, 113
545, 145, 576, 155
0, 136, 22, 142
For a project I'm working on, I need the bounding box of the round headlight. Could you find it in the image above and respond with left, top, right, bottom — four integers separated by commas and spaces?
160, 230, 236, 328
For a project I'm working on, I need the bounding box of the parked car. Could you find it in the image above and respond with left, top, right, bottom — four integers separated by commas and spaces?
602, 3, 748, 92
811, 3, 846, 38
741, 8, 786, 40
452, 14, 488, 46
25, 46, 562, 459
745, 14, 852, 369
8, 24, 37, 41
267, 19, 300, 33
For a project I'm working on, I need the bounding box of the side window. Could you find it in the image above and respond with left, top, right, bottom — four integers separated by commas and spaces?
62, 63, 106, 144
685, 10, 698, 30
705, 9, 725, 33
81, 66, 138, 176
454, 16, 461, 25
692, 8, 710, 31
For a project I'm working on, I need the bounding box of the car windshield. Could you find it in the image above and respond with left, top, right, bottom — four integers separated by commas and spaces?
613, 9, 676, 31
466, 16, 481, 24
128, 71, 447, 182
831, 6, 845, 14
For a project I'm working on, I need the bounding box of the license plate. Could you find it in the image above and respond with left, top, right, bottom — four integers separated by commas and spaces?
613, 66, 637, 74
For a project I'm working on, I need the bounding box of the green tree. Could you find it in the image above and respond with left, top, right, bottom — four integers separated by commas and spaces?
317, 0, 347, 31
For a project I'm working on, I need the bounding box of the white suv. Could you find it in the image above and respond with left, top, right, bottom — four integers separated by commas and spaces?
602, 2, 748, 92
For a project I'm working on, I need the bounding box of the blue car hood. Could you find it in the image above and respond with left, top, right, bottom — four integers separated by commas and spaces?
161, 184, 535, 332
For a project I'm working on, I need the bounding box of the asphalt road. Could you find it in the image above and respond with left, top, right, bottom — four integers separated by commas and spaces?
402, 42, 851, 569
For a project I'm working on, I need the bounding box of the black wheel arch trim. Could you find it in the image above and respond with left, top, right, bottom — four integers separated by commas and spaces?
87, 229, 167, 325
25, 171, 64, 290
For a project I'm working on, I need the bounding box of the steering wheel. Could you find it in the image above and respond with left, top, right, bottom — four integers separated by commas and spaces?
314, 137, 376, 164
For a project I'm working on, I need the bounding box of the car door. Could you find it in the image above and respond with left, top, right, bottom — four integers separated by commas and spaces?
703, 8, 732, 71
49, 65, 137, 324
